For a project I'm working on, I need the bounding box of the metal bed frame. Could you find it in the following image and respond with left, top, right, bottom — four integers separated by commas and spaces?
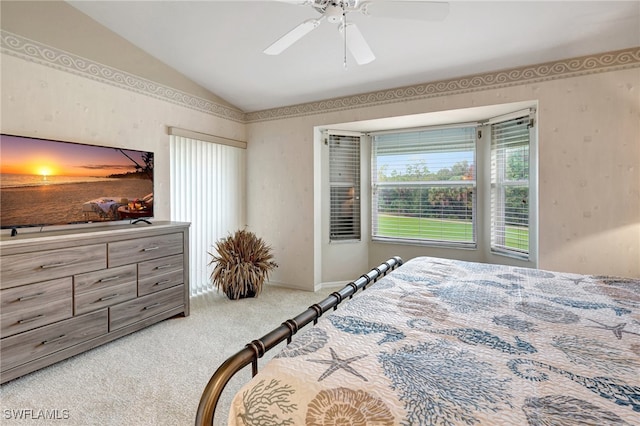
195, 256, 403, 425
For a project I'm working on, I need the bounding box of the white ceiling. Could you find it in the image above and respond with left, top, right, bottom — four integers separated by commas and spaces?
67, 1, 640, 113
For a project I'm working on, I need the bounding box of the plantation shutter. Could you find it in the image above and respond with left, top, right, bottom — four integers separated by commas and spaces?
329, 134, 361, 241
372, 126, 476, 246
490, 114, 531, 257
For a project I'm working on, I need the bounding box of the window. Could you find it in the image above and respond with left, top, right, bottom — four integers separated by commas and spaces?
329, 134, 361, 241
491, 116, 532, 257
369, 108, 535, 259
371, 126, 476, 246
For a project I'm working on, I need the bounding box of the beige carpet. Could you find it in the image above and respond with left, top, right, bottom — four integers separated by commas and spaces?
0, 286, 334, 425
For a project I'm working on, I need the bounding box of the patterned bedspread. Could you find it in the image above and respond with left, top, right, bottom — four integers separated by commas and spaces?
228, 256, 640, 425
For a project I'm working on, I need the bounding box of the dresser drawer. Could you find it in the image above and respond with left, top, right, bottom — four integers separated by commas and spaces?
74, 265, 138, 315
138, 254, 184, 296
1, 278, 73, 338
138, 269, 184, 296
108, 233, 183, 267
1, 309, 108, 372
0, 245, 106, 289
74, 264, 137, 295
75, 282, 137, 316
110, 285, 184, 331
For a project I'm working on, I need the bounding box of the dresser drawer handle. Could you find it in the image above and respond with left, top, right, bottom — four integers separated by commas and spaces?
154, 280, 171, 286
142, 246, 160, 252
40, 261, 71, 269
155, 264, 174, 270
98, 293, 119, 302
42, 334, 66, 345
18, 292, 45, 301
99, 276, 121, 283
18, 314, 45, 324
143, 303, 160, 310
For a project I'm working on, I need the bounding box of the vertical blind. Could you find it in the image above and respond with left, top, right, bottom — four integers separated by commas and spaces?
170, 135, 246, 295
329, 134, 361, 241
372, 126, 477, 246
491, 116, 530, 256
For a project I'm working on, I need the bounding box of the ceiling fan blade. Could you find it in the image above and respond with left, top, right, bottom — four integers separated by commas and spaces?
359, 1, 450, 21
341, 23, 375, 65
264, 18, 322, 55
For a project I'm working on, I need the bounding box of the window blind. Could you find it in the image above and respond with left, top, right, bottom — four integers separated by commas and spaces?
372, 126, 476, 246
329, 134, 361, 241
170, 135, 246, 295
491, 116, 530, 256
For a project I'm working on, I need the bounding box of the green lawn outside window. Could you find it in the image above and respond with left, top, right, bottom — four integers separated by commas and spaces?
377, 214, 529, 251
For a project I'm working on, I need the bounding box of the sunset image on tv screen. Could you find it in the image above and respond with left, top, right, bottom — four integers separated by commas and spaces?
1, 134, 154, 229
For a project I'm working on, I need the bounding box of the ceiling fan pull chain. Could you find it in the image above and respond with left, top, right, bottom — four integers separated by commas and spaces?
343, 9, 347, 69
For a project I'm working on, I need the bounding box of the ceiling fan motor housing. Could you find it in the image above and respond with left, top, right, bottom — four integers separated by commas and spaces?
312, 0, 360, 22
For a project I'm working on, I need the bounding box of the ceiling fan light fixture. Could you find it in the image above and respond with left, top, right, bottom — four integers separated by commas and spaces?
325, 4, 344, 23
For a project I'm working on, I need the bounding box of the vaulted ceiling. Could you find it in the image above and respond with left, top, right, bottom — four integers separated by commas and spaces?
68, 1, 640, 112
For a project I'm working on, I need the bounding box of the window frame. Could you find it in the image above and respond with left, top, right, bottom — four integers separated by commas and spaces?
367, 108, 536, 261
489, 111, 535, 260
328, 132, 362, 242
370, 124, 478, 248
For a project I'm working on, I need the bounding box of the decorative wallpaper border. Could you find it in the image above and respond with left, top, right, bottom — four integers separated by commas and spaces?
246, 47, 640, 123
2, 30, 639, 124
0, 31, 246, 123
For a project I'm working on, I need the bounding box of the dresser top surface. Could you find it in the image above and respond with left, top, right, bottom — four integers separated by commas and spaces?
0, 221, 190, 250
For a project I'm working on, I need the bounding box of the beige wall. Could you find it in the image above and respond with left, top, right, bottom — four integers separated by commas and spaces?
247, 68, 640, 288
0, 53, 245, 223
1, 1, 245, 229
1, 1, 235, 109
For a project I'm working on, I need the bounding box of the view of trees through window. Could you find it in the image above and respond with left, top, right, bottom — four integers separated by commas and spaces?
372, 126, 477, 245
374, 160, 475, 243
377, 160, 474, 219
504, 147, 529, 225
371, 117, 531, 254
503, 152, 529, 226
491, 117, 531, 253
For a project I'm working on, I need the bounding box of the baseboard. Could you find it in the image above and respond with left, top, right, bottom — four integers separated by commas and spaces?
265, 281, 348, 293
314, 281, 350, 292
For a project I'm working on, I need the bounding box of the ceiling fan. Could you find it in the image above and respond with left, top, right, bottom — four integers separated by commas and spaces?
264, 1, 450, 66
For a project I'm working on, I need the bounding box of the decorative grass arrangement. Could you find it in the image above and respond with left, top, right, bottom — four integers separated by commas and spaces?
208, 229, 278, 300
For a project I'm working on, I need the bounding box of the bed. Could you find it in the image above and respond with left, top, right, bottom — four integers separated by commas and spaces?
196, 256, 640, 425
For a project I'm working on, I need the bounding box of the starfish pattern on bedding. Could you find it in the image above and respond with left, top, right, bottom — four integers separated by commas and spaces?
586, 320, 640, 340
307, 347, 368, 382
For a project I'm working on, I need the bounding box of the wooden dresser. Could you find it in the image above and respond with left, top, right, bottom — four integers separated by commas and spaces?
0, 221, 190, 384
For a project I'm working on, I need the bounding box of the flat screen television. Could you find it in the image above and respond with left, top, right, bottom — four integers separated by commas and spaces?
1, 134, 154, 232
